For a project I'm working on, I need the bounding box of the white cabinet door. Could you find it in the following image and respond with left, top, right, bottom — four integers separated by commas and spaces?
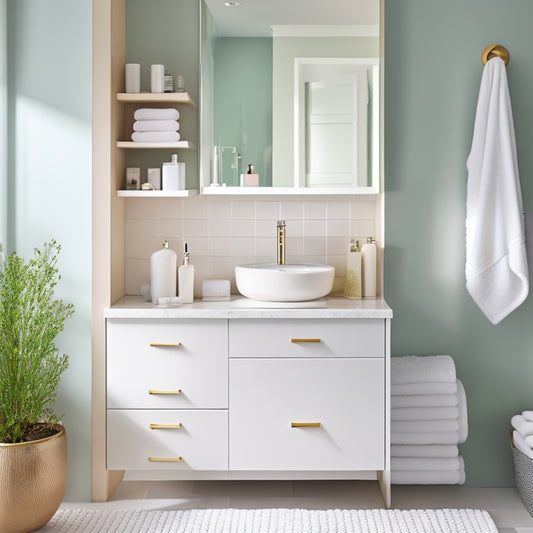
107, 319, 228, 409
229, 358, 384, 471
107, 410, 228, 470
229, 319, 384, 358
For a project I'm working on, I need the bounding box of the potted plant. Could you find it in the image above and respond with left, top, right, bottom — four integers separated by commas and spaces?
0, 240, 74, 533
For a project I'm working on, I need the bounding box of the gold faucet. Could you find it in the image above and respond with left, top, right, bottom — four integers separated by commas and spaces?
277, 220, 286, 265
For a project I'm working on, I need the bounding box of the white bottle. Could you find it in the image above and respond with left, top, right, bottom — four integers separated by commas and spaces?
344, 239, 361, 300
178, 242, 195, 303
362, 237, 377, 298
162, 154, 186, 191
150, 240, 177, 303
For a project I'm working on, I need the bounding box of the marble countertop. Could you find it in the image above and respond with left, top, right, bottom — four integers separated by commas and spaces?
105, 295, 393, 319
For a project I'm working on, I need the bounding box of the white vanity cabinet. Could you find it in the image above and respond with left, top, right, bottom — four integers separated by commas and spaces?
105, 297, 391, 505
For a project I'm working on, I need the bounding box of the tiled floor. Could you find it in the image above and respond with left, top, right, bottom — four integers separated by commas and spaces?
59, 480, 533, 532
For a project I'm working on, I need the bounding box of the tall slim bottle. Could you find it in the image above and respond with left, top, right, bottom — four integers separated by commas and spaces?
178, 242, 195, 303
362, 237, 377, 298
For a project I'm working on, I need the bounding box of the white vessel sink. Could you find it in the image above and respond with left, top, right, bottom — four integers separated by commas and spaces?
235, 263, 335, 302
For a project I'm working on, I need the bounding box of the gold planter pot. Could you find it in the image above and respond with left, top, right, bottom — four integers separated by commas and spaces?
0, 426, 68, 533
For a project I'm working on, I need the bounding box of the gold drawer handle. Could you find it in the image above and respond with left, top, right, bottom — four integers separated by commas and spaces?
148, 457, 183, 463
291, 422, 322, 428
290, 338, 321, 343
150, 342, 182, 347
148, 389, 182, 395
149, 423, 182, 430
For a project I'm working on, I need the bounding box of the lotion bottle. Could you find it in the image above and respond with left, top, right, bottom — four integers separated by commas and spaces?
162, 154, 185, 191
344, 239, 362, 299
362, 237, 377, 298
150, 240, 177, 303
178, 242, 195, 303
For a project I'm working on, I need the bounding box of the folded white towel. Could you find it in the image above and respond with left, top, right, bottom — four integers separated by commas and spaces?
391, 456, 465, 485
392, 419, 459, 434
392, 382, 458, 396
513, 430, 533, 459
457, 379, 468, 444
392, 456, 462, 472
391, 406, 459, 421
134, 108, 180, 121
466, 56, 529, 325
391, 394, 458, 409
522, 411, 533, 422
133, 120, 180, 132
391, 444, 459, 458
391, 355, 456, 385
391, 431, 460, 445
131, 131, 181, 143
511, 414, 533, 438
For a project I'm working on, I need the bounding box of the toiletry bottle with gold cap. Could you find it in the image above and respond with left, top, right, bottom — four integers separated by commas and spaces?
150, 240, 177, 303
362, 237, 377, 298
344, 239, 362, 299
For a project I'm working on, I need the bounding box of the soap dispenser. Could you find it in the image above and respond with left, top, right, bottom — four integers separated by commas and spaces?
344, 239, 362, 300
178, 242, 195, 303
362, 237, 377, 298
162, 153, 185, 191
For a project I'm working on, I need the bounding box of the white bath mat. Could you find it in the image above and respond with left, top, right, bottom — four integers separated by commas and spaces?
41, 507, 498, 532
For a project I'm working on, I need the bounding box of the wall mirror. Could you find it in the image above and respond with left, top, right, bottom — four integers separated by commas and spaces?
199, 0, 380, 193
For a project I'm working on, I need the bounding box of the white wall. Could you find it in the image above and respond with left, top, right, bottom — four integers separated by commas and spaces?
6, 0, 92, 500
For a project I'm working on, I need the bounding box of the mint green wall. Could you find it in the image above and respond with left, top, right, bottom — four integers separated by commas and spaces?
6, 0, 92, 500
126, 0, 199, 190
214, 37, 272, 186
385, 0, 533, 486
272, 36, 379, 187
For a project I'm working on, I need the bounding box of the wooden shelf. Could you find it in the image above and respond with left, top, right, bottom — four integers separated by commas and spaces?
116, 141, 196, 150
117, 189, 198, 198
116, 92, 197, 108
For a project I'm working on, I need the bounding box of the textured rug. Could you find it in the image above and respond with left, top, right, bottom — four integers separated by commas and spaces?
40, 507, 498, 532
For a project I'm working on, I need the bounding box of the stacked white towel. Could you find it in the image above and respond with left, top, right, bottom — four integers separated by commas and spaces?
391, 355, 468, 485
131, 108, 181, 143
511, 411, 533, 459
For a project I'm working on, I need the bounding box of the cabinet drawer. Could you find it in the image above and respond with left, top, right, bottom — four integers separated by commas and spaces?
229, 319, 384, 358
107, 410, 228, 470
229, 358, 384, 471
107, 319, 228, 408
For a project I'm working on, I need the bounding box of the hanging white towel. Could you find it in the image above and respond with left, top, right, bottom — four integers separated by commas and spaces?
466, 56, 529, 325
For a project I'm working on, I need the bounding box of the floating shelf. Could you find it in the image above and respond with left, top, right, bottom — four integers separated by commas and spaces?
116, 141, 196, 150
116, 92, 197, 108
117, 190, 198, 198
200, 186, 379, 196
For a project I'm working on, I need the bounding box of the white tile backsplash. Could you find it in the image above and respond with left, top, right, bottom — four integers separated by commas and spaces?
124, 195, 379, 295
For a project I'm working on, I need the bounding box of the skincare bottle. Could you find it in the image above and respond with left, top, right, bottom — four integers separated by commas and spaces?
178, 242, 195, 303
344, 239, 362, 300
362, 237, 377, 298
150, 240, 177, 303
240, 163, 259, 186
162, 154, 185, 191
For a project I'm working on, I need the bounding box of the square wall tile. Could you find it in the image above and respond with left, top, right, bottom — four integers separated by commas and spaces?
183, 196, 208, 219
209, 217, 232, 238
351, 196, 376, 219
326, 200, 350, 220
208, 197, 232, 219
303, 200, 327, 219
231, 219, 255, 238
304, 220, 326, 237
255, 201, 280, 220
209, 238, 232, 257
303, 238, 326, 256
327, 219, 350, 238
280, 201, 304, 220
183, 219, 209, 237
231, 200, 255, 219
232, 238, 255, 257
350, 219, 376, 239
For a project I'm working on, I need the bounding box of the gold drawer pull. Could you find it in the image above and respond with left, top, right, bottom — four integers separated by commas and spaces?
150, 342, 182, 347
290, 338, 321, 343
149, 423, 182, 430
148, 457, 183, 463
148, 389, 182, 395
291, 422, 322, 428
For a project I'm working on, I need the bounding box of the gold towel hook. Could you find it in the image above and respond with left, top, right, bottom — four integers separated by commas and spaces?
481, 44, 509, 66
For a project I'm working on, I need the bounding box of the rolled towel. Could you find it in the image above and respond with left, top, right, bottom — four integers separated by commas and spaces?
391, 456, 465, 485
391, 355, 456, 384
134, 108, 180, 121
392, 382, 458, 396
391, 419, 459, 434
131, 131, 181, 143
511, 414, 533, 438
133, 120, 180, 132
391, 444, 459, 458
391, 406, 459, 421
514, 431, 533, 459
522, 411, 533, 422
391, 456, 462, 471
457, 379, 468, 444
391, 431, 460, 445
391, 394, 458, 409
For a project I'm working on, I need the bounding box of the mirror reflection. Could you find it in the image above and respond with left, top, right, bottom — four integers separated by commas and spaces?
200, 0, 379, 191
